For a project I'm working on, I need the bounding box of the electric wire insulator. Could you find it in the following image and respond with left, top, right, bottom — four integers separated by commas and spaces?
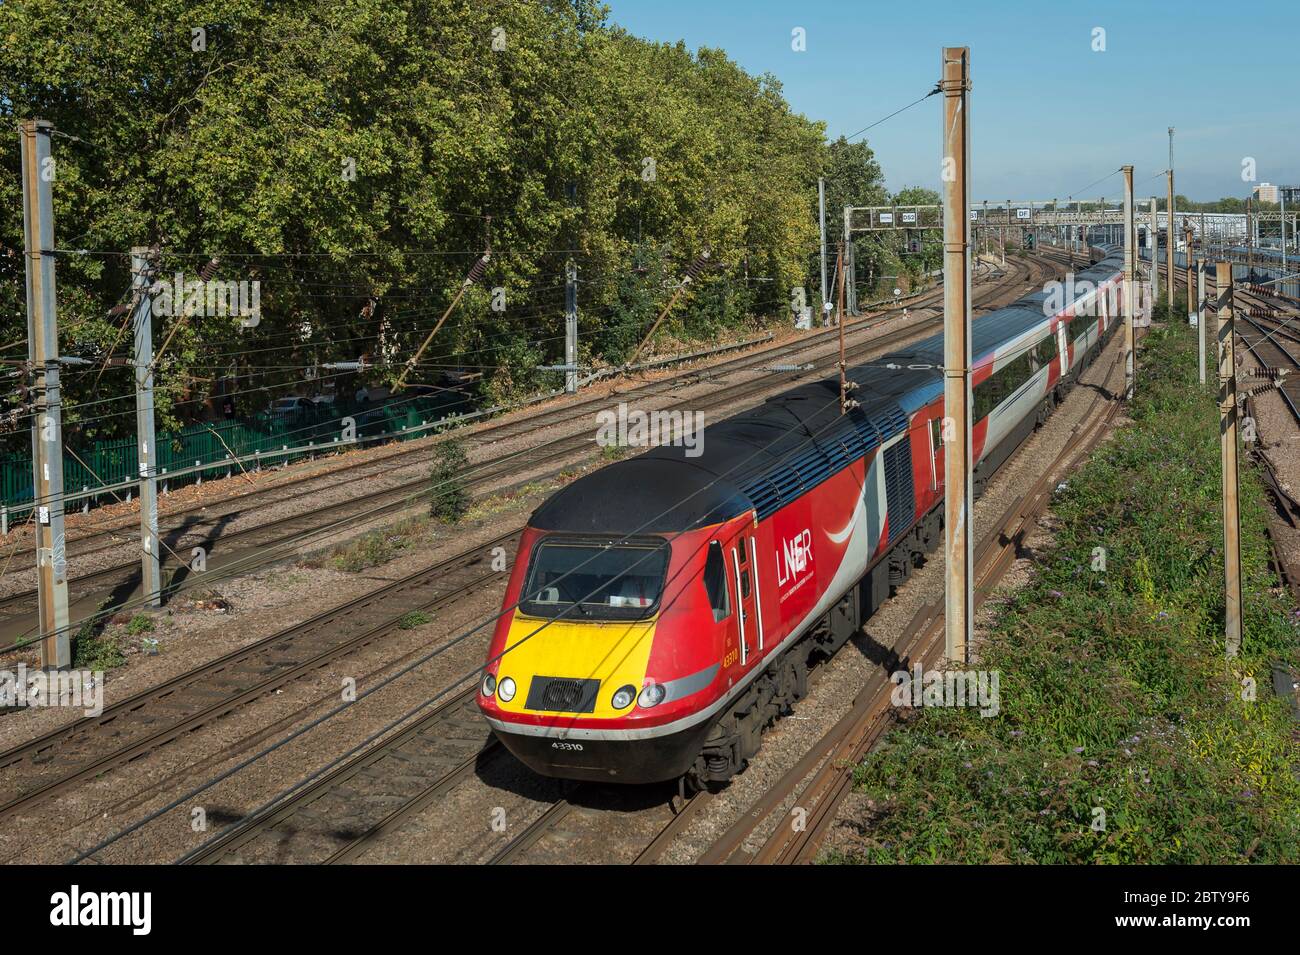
462, 253, 491, 288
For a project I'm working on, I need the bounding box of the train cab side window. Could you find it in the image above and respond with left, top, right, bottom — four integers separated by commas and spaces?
703, 542, 731, 623
927, 415, 941, 490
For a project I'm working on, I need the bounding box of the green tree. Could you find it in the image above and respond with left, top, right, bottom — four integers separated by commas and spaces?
0, 0, 828, 461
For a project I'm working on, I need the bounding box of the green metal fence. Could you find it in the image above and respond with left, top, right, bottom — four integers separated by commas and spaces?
0, 394, 458, 518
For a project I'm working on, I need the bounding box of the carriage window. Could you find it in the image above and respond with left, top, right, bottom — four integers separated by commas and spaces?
974, 349, 1035, 419
1027, 338, 1045, 373
740, 569, 751, 599
702, 541, 731, 623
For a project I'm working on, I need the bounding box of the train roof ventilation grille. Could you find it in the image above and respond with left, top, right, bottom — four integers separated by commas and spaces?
740, 478, 782, 520
737, 406, 909, 522
883, 438, 915, 544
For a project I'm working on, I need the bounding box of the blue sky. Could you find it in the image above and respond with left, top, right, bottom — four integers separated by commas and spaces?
606, 0, 1299, 202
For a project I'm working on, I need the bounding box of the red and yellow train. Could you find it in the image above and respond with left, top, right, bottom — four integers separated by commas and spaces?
478, 250, 1128, 787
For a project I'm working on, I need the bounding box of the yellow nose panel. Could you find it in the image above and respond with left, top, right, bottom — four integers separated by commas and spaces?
495, 614, 657, 719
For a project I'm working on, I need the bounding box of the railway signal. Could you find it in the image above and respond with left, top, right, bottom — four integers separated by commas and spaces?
940, 46, 972, 664
565, 259, 578, 393
835, 244, 857, 415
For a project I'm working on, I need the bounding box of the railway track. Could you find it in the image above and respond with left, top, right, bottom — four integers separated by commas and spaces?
1237, 316, 1300, 424
1168, 262, 1300, 425
0, 253, 1069, 646
486, 783, 711, 865
181, 687, 493, 864
0, 530, 518, 824
1, 251, 1075, 858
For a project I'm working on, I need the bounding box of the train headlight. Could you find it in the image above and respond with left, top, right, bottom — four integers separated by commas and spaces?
611, 685, 637, 710
481, 673, 496, 697
638, 683, 666, 708
497, 677, 517, 703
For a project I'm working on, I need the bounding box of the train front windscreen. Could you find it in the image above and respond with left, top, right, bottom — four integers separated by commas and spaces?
519, 538, 670, 621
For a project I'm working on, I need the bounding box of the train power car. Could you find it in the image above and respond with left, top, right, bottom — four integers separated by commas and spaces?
477, 250, 1127, 789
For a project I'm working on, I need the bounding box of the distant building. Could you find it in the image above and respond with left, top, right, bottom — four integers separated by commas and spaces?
1280, 185, 1300, 206
1253, 182, 1279, 203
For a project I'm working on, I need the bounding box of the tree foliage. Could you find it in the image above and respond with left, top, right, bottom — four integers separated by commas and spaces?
0, 0, 831, 444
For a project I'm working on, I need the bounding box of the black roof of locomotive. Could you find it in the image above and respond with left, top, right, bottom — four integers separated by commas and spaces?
530, 250, 1125, 537
530, 375, 907, 535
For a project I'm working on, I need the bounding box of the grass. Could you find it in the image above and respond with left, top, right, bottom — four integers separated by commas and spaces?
462, 480, 555, 523
397, 610, 433, 630
308, 515, 430, 573
830, 321, 1300, 864
1153, 289, 1189, 323
67, 598, 126, 672
72, 624, 125, 672
125, 614, 154, 636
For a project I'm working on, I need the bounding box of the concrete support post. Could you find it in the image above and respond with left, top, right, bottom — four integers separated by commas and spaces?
20, 119, 71, 669
564, 259, 577, 393
1246, 197, 1253, 273
1196, 259, 1206, 386
1282, 191, 1288, 272
1122, 167, 1136, 401
132, 248, 161, 606
1166, 172, 1176, 305
1215, 262, 1242, 658
818, 177, 828, 312
941, 47, 972, 664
